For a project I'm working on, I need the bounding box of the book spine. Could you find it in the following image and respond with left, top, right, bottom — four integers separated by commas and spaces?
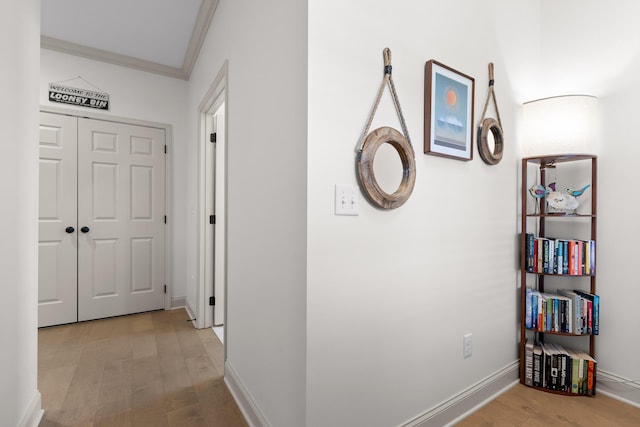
571, 355, 580, 394
582, 297, 588, 334
568, 241, 575, 275
533, 346, 542, 388
587, 360, 595, 395
526, 233, 535, 272
537, 238, 543, 273
543, 239, 550, 274
585, 241, 590, 275
532, 292, 539, 330
525, 342, 534, 387
586, 300, 593, 334
525, 288, 532, 329
593, 294, 600, 335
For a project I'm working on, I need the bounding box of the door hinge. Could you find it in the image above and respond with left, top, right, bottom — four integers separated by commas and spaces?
164, 215, 167, 224
164, 285, 167, 294
210, 132, 217, 143
209, 296, 215, 306
209, 215, 216, 225
164, 144, 167, 154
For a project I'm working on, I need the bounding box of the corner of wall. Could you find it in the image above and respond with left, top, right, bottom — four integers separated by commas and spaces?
171, 296, 187, 309
18, 391, 43, 427
224, 361, 271, 427
597, 370, 640, 409
401, 362, 519, 427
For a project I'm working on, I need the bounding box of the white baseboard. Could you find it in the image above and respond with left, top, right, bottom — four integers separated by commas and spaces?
182, 300, 198, 328
401, 361, 519, 427
596, 370, 640, 409
225, 361, 270, 427
171, 296, 186, 309
19, 391, 43, 427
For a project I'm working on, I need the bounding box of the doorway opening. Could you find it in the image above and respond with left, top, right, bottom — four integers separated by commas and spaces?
196, 61, 228, 356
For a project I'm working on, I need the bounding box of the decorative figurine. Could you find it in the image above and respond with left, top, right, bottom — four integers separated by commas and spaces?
546, 191, 579, 213
565, 185, 590, 197
528, 184, 549, 199
528, 181, 589, 214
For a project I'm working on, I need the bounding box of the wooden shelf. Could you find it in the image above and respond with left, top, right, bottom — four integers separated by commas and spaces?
520, 154, 598, 395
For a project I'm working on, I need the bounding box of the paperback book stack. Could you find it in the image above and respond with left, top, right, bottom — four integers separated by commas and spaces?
525, 288, 600, 335
524, 340, 597, 395
525, 233, 595, 275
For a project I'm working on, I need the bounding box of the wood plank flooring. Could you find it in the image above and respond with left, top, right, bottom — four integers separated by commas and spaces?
41, 311, 640, 426
38, 308, 247, 427
455, 383, 640, 426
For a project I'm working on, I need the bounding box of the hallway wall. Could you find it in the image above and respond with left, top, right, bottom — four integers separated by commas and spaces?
186, 0, 308, 426
305, 0, 538, 425
0, 0, 42, 425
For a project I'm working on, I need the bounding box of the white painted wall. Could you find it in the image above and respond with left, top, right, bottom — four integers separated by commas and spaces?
0, 0, 42, 426
20, 2, 640, 427
539, 0, 640, 390
39, 50, 190, 302
187, 0, 308, 426
306, 1, 539, 425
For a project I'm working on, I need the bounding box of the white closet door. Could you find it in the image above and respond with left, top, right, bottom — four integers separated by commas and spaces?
38, 112, 78, 327
77, 118, 165, 321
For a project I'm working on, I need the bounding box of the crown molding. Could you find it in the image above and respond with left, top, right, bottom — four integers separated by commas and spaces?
41, 0, 219, 81
182, 0, 219, 78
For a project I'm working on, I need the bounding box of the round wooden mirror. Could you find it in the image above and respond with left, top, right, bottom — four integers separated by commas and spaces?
357, 126, 416, 209
478, 118, 503, 165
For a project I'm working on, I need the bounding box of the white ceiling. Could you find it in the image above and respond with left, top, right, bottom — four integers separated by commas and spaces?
41, 0, 218, 80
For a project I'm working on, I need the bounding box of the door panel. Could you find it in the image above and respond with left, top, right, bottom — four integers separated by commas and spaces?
38, 112, 78, 327
77, 118, 165, 321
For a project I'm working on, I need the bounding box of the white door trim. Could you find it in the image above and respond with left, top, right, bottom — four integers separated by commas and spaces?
40, 105, 173, 311
196, 61, 228, 331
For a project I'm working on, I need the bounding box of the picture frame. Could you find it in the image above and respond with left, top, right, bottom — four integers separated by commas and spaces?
424, 60, 475, 161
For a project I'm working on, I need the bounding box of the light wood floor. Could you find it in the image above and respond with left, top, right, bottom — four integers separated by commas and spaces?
40, 311, 640, 427
38, 308, 247, 427
456, 383, 640, 426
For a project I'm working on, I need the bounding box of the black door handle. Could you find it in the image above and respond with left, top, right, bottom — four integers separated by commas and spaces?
81, 226, 90, 233
65, 226, 75, 233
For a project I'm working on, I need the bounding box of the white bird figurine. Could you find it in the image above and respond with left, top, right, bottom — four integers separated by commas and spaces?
528, 184, 549, 199
546, 191, 579, 212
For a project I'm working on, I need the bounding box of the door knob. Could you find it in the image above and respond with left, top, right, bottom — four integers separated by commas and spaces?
65, 226, 75, 233
81, 226, 90, 233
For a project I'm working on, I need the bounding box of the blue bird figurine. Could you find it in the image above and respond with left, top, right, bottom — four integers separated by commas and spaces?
528, 184, 549, 199
565, 184, 590, 197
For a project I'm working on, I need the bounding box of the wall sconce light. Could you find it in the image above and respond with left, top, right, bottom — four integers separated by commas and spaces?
522, 95, 600, 156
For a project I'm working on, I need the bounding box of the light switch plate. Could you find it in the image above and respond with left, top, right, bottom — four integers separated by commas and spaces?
335, 184, 359, 216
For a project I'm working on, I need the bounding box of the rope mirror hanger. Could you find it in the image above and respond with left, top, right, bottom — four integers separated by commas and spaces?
477, 62, 504, 165
357, 48, 416, 209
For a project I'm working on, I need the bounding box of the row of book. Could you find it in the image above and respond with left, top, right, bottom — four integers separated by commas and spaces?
525, 288, 599, 335
525, 233, 595, 275
524, 341, 596, 395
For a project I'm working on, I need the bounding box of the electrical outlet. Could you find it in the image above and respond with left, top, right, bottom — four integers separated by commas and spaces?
463, 333, 472, 358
